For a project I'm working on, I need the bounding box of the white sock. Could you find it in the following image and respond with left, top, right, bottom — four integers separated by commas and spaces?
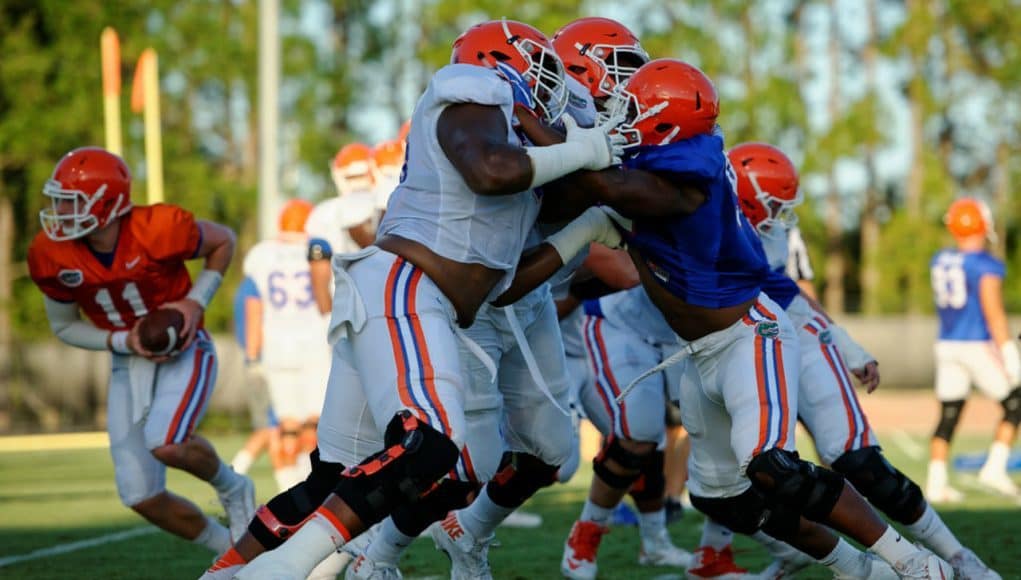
819, 537, 869, 577
365, 517, 415, 566
209, 461, 243, 494
700, 518, 734, 551
246, 512, 347, 579
637, 509, 667, 541
906, 504, 964, 560
579, 499, 613, 526
231, 449, 255, 475
459, 486, 515, 539
981, 442, 1010, 475
869, 525, 919, 565
192, 516, 231, 553
927, 460, 948, 490
308, 551, 348, 580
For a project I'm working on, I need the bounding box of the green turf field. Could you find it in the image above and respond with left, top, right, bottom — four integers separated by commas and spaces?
0, 432, 1018, 579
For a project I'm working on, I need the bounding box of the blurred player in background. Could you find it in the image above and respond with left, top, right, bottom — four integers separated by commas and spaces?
241, 199, 330, 491
785, 225, 816, 299
229, 276, 276, 477
306, 143, 378, 314
928, 197, 1021, 501
371, 138, 404, 216
27, 147, 255, 552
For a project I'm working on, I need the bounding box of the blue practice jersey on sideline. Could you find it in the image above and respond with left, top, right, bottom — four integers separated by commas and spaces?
620, 132, 770, 308
930, 249, 1004, 341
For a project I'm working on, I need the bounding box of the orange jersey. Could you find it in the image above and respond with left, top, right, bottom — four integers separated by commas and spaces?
28, 204, 202, 331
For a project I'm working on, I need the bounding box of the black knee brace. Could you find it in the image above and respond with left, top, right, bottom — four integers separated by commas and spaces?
592, 436, 648, 490
629, 450, 666, 503
487, 452, 560, 509
690, 488, 802, 541
334, 411, 460, 527
1002, 388, 1021, 427
933, 399, 965, 442
831, 446, 924, 525
391, 479, 478, 537
746, 448, 845, 522
249, 448, 344, 549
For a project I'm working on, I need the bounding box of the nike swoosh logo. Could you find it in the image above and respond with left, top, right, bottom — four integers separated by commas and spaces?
125, 256, 141, 269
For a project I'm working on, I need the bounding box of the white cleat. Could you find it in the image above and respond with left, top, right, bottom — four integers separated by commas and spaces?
893, 548, 955, 579
345, 554, 403, 579
757, 553, 814, 579
638, 527, 693, 568
429, 512, 494, 580
949, 548, 1001, 580
498, 509, 543, 529
218, 474, 256, 542
926, 484, 965, 505
561, 521, 609, 580
976, 469, 1020, 498
834, 552, 898, 580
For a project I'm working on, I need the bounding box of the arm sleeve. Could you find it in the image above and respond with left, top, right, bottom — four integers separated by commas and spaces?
44, 296, 110, 351
828, 323, 875, 370
143, 204, 202, 262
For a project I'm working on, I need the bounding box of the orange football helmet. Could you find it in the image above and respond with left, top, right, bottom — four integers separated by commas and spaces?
331, 142, 375, 195
278, 199, 313, 234
397, 120, 411, 145
552, 17, 649, 101
373, 140, 404, 170
945, 197, 994, 240
40, 147, 133, 241
606, 58, 719, 149
728, 142, 802, 233
451, 19, 568, 123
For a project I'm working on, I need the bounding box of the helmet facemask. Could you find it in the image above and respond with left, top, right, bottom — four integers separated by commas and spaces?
603, 86, 671, 149
39, 180, 117, 241
747, 171, 803, 234
500, 19, 569, 124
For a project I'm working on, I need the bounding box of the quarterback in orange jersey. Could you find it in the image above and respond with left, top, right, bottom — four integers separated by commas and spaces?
27, 147, 256, 554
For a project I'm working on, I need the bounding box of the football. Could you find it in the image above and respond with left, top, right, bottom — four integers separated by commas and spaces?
138, 308, 186, 355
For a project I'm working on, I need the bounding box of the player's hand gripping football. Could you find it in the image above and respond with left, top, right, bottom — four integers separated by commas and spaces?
126, 318, 172, 363
159, 298, 204, 353
851, 361, 881, 393
563, 113, 626, 171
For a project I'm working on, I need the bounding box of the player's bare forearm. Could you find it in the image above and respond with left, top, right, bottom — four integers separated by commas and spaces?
516, 106, 704, 220
194, 220, 236, 274
348, 222, 375, 248
310, 260, 333, 315
979, 275, 1010, 345
491, 244, 563, 307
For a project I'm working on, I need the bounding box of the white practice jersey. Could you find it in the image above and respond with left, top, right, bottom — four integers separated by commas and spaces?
377, 64, 541, 301
306, 192, 377, 259
243, 238, 330, 369
785, 225, 814, 282
759, 225, 790, 272
374, 167, 401, 212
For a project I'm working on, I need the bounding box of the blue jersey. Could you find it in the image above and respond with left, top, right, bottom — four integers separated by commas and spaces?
620, 133, 769, 308
930, 249, 1004, 341
762, 267, 800, 310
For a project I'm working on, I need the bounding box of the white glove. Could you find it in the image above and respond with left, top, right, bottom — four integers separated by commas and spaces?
546, 206, 623, 264
525, 114, 625, 189
1000, 341, 1021, 386
828, 323, 875, 371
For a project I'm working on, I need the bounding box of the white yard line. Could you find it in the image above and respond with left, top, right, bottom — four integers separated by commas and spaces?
889, 429, 924, 460
0, 526, 157, 568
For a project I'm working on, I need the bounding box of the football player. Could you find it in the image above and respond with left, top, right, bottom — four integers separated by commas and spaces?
208, 19, 624, 579
598, 59, 953, 578
306, 142, 378, 314
928, 198, 1021, 500
27, 147, 255, 552
241, 199, 330, 491
687, 143, 999, 579
371, 139, 404, 215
